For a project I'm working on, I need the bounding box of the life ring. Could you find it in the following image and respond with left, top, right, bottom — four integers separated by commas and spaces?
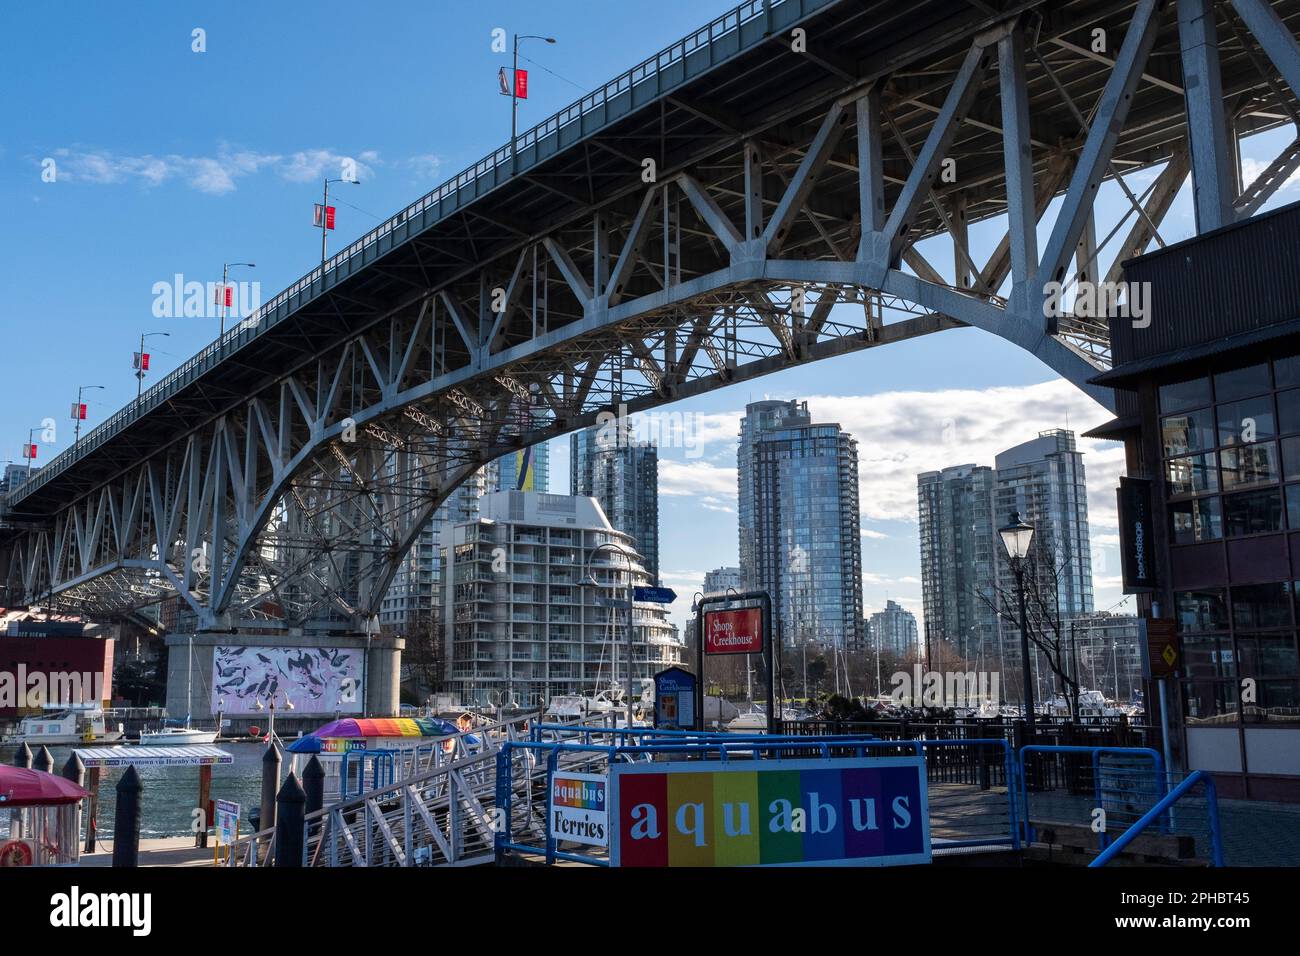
0, 840, 34, 867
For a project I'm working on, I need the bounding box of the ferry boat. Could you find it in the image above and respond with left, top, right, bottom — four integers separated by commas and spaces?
5, 705, 124, 745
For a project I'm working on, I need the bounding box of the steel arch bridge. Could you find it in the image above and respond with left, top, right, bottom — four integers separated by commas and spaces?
4, 0, 1300, 635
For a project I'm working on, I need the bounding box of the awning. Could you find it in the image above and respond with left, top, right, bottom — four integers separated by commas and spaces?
0, 766, 89, 807
1092, 316, 1300, 388
72, 745, 235, 769
287, 716, 460, 754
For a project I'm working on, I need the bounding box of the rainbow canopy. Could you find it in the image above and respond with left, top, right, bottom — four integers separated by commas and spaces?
287, 716, 459, 753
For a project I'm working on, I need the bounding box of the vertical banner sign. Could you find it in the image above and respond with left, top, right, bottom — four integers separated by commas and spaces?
70, 403, 86, 420
22, 444, 36, 460
704, 607, 763, 655
514, 68, 529, 99
213, 285, 233, 308
498, 66, 511, 95
313, 204, 336, 230
610, 757, 930, 867
549, 772, 608, 848
132, 352, 150, 370
1117, 476, 1156, 593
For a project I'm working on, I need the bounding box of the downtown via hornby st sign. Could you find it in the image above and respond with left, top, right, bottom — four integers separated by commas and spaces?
1, 0, 1295, 937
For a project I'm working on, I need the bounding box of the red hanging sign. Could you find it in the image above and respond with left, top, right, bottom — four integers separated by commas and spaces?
314, 204, 336, 230
71, 403, 87, 421
22, 444, 36, 460
133, 352, 151, 370
514, 68, 528, 99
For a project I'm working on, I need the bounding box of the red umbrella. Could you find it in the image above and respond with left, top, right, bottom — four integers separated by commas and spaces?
0, 766, 89, 807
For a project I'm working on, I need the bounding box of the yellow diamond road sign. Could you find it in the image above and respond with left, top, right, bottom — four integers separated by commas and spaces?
1162, 644, 1177, 667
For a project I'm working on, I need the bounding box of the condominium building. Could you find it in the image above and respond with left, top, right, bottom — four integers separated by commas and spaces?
917, 429, 1094, 671
737, 400, 864, 650
437, 491, 682, 708
489, 443, 550, 493
703, 566, 744, 596
917, 464, 1000, 663
570, 422, 660, 585
379, 471, 486, 630
867, 599, 920, 661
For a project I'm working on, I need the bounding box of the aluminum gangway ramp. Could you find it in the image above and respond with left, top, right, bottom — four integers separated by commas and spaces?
226, 715, 620, 867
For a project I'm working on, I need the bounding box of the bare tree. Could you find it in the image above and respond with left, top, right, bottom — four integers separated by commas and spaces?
973, 544, 1082, 720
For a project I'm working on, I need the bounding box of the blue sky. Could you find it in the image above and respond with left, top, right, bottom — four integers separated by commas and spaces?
3, 1, 1298, 638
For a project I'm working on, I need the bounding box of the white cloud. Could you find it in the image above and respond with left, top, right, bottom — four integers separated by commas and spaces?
659, 459, 735, 496
43, 146, 395, 194
861, 528, 888, 540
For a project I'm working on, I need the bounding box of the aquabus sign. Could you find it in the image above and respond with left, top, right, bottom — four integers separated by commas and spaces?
609, 757, 930, 866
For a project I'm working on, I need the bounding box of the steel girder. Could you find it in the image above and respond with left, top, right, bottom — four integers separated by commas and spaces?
6, 0, 1300, 629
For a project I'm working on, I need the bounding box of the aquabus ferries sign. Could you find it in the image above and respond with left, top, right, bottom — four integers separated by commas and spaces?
609, 757, 930, 866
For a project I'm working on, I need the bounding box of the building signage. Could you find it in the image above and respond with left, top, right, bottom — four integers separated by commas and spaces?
704, 607, 763, 655
549, 772, 608, 848
1117, 477, 1156, 593
609, 757, 930, 867
1140, 617, 1180, 678
653, 666, 696, 730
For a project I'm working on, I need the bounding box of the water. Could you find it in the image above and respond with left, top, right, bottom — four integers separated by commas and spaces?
0, 742, 278, 839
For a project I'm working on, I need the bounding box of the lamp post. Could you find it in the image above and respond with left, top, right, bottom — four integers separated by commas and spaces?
998, 511, 1036, 733
23, 424, 44, 474
581, 540, 634, 727
320, 178, 359, 263
72, 385, 105, 448
217, 262, 256, 337
135, 331, 170, 401
510, 34, 557, 171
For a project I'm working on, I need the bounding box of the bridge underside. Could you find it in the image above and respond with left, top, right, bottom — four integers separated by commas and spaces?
5, 0, 1300, 630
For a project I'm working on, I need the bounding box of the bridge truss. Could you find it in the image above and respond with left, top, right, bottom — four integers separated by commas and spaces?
4, 0, 1300, 630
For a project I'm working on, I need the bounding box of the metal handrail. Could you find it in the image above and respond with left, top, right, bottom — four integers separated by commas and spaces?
7, 0, 796, 510
1088, 770, 1224, 867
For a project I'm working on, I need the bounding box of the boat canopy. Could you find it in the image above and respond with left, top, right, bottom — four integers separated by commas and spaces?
287, 717, 460, 754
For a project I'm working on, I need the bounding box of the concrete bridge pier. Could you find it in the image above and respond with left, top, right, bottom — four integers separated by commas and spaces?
163, 630, 404, 735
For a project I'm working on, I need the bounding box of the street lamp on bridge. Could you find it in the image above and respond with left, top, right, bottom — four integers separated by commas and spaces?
71, 384, 105, 448
319, 178, 359, 264
217, 262, 256, 337
134, 330, 170, 401
508, 34, 557, 172
998, 510, 1036, 733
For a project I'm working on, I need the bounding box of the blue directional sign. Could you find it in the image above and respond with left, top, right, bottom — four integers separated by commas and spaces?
633, 586, 677, 604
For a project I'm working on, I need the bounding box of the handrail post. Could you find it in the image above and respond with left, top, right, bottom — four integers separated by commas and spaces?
545, 749, 559, 865
494, 744, 512, 865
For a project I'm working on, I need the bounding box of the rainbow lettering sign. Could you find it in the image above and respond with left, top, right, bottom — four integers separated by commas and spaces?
549, 772, 609, 848
609, 758, 929, 867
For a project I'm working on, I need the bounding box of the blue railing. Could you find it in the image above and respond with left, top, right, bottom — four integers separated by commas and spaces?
496, 733, 1020, 866
1089, 771, 1224, 867
1018, 744, 1168, 848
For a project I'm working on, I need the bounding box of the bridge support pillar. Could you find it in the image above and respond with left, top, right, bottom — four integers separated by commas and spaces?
164, 630, 405, 731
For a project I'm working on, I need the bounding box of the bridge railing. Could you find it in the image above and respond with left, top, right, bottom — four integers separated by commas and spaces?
8, 0, 805, 510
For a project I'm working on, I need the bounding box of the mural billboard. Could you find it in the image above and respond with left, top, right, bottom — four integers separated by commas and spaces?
609, 757, 930, 867
210, 645, 362, 715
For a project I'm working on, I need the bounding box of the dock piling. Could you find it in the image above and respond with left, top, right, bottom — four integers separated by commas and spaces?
35, 745, 54, 774
275, 772, 306, 867
14, 742, 32, 768
112, 765, 143, 867
259, 741, 281, 850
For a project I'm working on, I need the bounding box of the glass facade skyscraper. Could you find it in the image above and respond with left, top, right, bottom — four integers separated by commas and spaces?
917, 429, 1094, 672
569, 422, 660, 586
737, 400, 864, 650
490, 443, 550, 493
917, 464, 1000, 664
